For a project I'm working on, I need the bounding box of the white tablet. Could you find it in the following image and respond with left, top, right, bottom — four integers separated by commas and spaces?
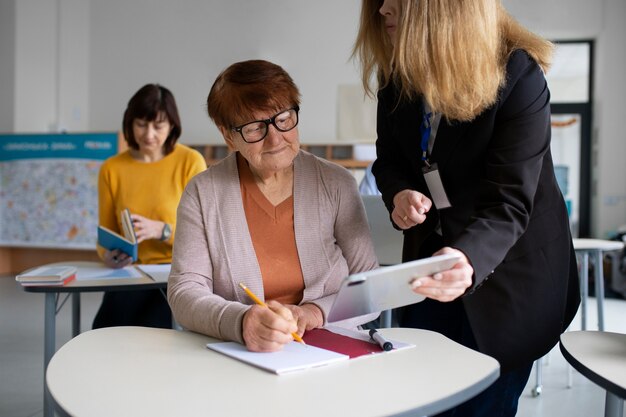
327, 253, 461, 323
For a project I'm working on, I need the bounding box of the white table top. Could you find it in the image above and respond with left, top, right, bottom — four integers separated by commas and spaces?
573, 238, 624, 252
560, 331, 626, 399
46, 327, 500, 417
19, 261, 163, 293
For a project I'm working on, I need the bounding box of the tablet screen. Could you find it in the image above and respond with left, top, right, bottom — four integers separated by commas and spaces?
327, 253, 460, 323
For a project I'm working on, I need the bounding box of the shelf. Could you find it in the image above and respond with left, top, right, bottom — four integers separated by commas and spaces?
190, 144, 373, 170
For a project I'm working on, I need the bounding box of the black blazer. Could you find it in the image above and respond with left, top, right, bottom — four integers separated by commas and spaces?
373, 50, 580, 371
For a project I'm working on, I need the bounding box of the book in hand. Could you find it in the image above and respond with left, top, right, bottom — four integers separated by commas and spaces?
97, 208, 138, 261
16, 265, 77, 287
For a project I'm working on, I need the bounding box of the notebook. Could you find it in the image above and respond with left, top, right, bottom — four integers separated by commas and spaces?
206, 327, 414, 375
206, 340, 349, 375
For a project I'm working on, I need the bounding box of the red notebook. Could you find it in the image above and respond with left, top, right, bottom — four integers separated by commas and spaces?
303, 328, 383, 358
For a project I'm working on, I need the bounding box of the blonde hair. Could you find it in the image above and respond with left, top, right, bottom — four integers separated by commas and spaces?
353, 0, 553, 121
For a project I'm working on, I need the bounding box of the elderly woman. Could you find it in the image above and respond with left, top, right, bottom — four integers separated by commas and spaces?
168, 60, 378, 352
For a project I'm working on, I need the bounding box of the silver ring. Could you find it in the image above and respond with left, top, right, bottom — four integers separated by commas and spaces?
402, 215, 408, 222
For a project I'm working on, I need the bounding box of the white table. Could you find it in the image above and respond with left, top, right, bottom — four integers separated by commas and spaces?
573, 238, 624, 331
46, 326, 500, 417
560, 331, 626, 417
534, 238, 625, 396
18, 261, 166, 417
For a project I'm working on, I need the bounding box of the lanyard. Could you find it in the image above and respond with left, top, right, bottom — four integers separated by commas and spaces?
420, 110, 433, 165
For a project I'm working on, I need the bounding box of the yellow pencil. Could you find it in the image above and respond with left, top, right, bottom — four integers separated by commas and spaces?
238, 282, 305, 344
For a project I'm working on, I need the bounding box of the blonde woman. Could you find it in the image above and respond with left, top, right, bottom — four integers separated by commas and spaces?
353, 1, 580, 415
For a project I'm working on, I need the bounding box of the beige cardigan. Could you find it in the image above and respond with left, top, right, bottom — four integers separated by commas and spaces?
168, 150, 378, 343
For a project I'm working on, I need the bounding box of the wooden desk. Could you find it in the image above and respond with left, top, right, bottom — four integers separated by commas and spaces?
46, 327, 500, 417
18, 261, 166, 417
560, 331, 626, 417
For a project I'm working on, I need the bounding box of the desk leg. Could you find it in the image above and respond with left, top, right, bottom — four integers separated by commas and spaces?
44, 293, 56, 417
604, 391, 623, 417
580, 252, 589, 331
72, 293, 81, 337
593, 250, 605, 331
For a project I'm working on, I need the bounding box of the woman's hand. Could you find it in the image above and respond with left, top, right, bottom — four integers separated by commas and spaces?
102, 249, 133, 269
409, 247, 473, 302
392, 190, 432, 229
285, 303, 324, 336
242, 300, 299, 352
130, 214, 166, 243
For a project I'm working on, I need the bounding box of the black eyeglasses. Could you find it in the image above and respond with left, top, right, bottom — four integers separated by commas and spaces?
232, 106, 300, 143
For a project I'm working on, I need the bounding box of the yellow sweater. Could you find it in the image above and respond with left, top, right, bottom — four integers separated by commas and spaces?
98, 144, 206, 264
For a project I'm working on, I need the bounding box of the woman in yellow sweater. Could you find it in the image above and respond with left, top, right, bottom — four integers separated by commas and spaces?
93, 84, 206, 329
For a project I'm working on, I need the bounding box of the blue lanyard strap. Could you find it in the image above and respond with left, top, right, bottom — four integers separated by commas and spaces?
420, 111, 433, 161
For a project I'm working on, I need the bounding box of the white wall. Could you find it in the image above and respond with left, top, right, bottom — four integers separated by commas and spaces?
87, 0, 362, 144
593, 0, 626, 238
14, 0, 57, 132
0, 0, 15, 132
12, 0, 90, 132
4, 0, 626, 237
58, 0, 90, 132
505, 0, 626, 237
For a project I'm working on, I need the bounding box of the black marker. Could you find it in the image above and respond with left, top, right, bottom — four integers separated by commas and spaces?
369, 329, 393, 351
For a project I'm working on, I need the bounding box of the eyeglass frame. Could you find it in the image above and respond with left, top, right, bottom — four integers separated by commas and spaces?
231, 105, 300, 144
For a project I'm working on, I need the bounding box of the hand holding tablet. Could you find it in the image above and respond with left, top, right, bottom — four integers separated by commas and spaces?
408, 247, 473, 303
327, 253, 461, 323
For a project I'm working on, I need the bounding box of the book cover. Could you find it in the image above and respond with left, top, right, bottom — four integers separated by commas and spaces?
303, 326, 415, 359
16, 265, 77, 283
97, 209, 138, 261
302, 328, 383, 358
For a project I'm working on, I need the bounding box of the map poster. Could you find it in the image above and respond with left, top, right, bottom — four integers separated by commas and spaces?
0, 133, 118, 249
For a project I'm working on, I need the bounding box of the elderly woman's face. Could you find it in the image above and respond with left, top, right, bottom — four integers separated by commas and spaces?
223, 107, 300, 176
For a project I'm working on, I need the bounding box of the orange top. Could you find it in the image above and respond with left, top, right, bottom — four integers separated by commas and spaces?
237, 155, 304, 304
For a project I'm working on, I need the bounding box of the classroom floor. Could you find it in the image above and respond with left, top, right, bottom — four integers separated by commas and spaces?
1, 275, 625, 417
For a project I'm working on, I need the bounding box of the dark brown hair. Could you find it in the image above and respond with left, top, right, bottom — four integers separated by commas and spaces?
122, 84, 182, 154
207, 60, 301, 129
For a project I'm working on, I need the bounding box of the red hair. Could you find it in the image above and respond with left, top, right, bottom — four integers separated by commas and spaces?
207, 60, 301, 128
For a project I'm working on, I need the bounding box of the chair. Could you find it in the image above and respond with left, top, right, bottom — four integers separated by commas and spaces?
560, 331, 626, 417
361, 195, 403, 267
361, 195, 404, 328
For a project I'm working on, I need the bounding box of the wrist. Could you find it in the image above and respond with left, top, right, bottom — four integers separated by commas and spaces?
301, 303, 324, 328
160, 223, 172, 241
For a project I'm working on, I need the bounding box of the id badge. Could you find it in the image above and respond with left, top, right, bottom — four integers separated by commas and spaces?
422, 163, 452, 209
